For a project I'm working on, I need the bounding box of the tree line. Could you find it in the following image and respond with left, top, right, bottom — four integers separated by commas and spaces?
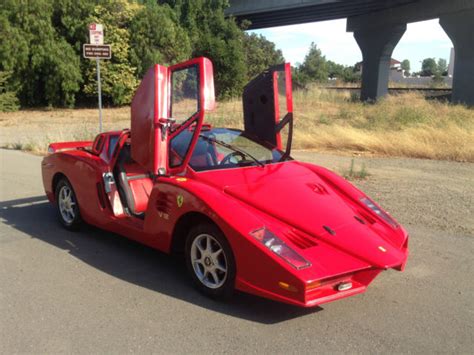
293, 42, 360, 87
0, 0, 284, 111
2, 0, 446, 112
400, 58, 448, 78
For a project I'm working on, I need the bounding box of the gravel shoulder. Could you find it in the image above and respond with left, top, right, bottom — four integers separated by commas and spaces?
293, 151, 474, 237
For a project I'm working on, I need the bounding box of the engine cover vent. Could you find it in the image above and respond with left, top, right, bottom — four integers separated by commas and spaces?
285, 229, 318, 249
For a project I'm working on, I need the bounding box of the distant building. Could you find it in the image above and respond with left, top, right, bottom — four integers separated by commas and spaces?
356, 58, 406, 80
389, 58, 401, 69
356, 56, 453, 87
448, 48, 455, 77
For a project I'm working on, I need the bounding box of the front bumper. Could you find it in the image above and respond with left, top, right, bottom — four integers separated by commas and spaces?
237, 267, 384, 308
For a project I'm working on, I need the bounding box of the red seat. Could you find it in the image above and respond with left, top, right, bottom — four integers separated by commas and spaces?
128, 177, 153, 214
115, 146, 153, 215
122, 160, 152, 214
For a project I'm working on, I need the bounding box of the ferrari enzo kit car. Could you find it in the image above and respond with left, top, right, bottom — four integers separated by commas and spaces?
42, 57, 409, 307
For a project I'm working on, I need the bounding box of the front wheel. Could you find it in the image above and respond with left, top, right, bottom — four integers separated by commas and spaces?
55, 178, 82, 230
185, 223, 236, 299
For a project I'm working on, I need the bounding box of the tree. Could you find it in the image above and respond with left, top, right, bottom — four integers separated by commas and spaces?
162, 0, 248, 99
421, 58, 438, 77
0, 10, 28, 103
291, 66, 306, 89
437, 58, 448, 76
0, 0, 82, 107
0, 71, 19, 111
325, 61, 360, 83
242, 33, 284, 80
326, 60, 344, 79
341, 66, 361, 83
298, 43, 328, 85
0, 0, 288, 107
52, 0, 96, 53
129, 2, 191, 77
401, 59, 410, 76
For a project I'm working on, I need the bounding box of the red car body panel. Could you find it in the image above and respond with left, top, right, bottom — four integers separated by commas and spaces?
41, 57, 409, 307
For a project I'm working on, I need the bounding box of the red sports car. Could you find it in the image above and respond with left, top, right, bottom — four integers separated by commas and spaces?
42, 57, 409, 307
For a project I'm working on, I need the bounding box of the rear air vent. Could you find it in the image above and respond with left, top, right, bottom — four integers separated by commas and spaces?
155, 192, 171, 213
285, 229, 318, 249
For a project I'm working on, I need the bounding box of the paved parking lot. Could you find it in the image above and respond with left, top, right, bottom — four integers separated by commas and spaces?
1, 149, 473, 353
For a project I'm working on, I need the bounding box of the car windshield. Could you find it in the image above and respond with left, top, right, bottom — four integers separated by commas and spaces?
170, 128, 290, 172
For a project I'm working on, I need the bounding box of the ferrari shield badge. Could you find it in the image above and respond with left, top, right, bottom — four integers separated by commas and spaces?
177, 194, 184, 208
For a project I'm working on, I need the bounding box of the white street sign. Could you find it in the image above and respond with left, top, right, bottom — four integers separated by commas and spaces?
83, 44, 111, 59
89, 23, 104, 45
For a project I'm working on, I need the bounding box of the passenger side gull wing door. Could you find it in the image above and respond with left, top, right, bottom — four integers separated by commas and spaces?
130, 57, 215, 176
242, 63, 293, 156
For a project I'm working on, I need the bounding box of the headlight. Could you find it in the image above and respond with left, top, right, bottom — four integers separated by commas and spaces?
250, 227, 311, 270
360, 197, 398, 228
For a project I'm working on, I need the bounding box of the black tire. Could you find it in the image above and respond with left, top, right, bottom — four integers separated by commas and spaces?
185, 223, 236, 299
55, 177, 82, 230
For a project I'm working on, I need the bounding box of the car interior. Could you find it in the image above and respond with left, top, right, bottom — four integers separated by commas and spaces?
111, 132, 216, 218
169, 130, 218, 169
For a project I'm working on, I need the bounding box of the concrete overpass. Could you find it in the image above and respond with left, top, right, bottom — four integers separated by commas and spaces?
227, 0, 474, 105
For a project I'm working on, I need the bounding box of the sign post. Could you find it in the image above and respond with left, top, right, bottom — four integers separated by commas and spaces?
83, 24, 111, 133
96, 57, 103, 132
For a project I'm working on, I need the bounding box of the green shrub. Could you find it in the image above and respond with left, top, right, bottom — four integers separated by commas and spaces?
0, 71, 19, 112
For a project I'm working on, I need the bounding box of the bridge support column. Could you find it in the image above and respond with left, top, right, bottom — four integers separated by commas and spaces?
353, 23, 406, 102
440, 10, 474, 106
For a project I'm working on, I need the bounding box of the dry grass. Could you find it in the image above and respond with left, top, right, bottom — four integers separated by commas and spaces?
1, 88, 473, 161
0, 107, 130, 154
297, 89, 473, 162
209, 87, 474, 162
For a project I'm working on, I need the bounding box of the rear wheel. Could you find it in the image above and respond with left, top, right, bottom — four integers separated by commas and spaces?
55, 178, 82, 230
185, 223, 236, 299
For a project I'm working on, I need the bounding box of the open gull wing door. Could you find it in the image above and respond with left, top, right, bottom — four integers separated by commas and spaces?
243, 63, 293, 156
131, 57, 215, 176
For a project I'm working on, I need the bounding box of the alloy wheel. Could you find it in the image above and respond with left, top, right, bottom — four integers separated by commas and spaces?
58, 185, 76, 224
190, 233, 228, 289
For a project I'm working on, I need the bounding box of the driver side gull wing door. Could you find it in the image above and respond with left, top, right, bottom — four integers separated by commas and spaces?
130, 57, 215, 176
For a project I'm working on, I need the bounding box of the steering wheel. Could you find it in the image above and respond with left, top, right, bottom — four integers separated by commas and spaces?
220, 151, 246, 165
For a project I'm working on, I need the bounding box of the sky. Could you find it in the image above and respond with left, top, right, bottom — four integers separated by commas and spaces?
249, 19, 453, 72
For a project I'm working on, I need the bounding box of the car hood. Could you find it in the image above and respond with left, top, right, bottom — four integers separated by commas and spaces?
196, 161, 406, 269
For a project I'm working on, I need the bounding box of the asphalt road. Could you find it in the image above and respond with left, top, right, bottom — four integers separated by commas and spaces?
1, 149, 473, 353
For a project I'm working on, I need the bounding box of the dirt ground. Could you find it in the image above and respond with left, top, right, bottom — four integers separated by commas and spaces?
0, 107, 129, 149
